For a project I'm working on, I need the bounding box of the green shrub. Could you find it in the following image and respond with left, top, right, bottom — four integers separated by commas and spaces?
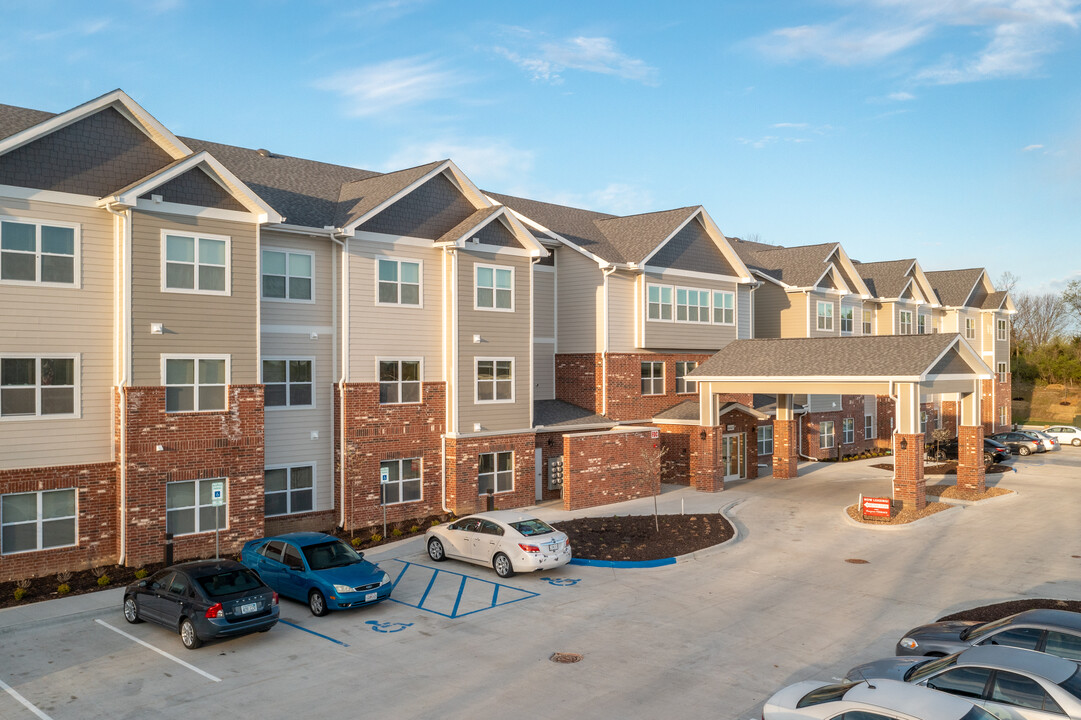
97, 575, 111, 587
430, 519, 440, 526
371, 533, 383, 543
57, 583, 71, 595
409, 525, 420, 533
134, 568, 148, 579
13, 587, 26, 601
351, 537, 362, 548
391, 528, 403, 537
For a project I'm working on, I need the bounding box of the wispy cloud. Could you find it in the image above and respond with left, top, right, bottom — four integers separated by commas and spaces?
378, 137, 535, 186
889, 91, 916, 101
772, 122, 808, 128
316, 56, 465, 117
534, 182, 656, 215
31, 18, 110, 42
1023, 144, 1045, 151
494, 31, 660, 86
755, 21, 931, 65
344, 0, 431, 26
737, 136, 779, 149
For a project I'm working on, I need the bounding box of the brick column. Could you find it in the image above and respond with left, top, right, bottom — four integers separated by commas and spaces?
893, 433, 926, 509
690, 427, 723, 492
957, 424, 986, 493
772, 419, 799, 479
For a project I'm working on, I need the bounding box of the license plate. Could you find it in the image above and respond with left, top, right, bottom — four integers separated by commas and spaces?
239, 602, 258, 615
365, 592, 377, 602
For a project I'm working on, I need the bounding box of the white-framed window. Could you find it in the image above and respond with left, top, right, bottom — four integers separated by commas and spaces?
641, 361, 664, 395
262, 249, 313, 301
0, 355, 78, 419
965, 317, 976, 339
379, 359, 422, 404
997, 362, 1008, 383
917, 315, 927, 334
475, 264, 513, 311
999, 405, 1008, 426
1, 488, 76, 555
863, 309, 873, 335
476, 358, 513, 403
817, 301, 833, 331
713, 290, 735, 325
757, 425, 773, 456
819, 420, 835, 449
377, 257, 421, 306
842, 417, 855, 444
920, 411, 928, 434
163, 356, 228, 412
0, 217, 78, 287
478, 451, 513, 494
647, 284, 673, 321
899, 310, 913, 335
675, 361, 698, 394
264, 464, 314, 517
166, 478, 227, 536
997, 319, 1008, 341
162, 231, 229, 295
864, 413, 875, 440
380, 458, 421, 505
675, 288, 710, 323
840, 306, 854, 334
262, 358, 313, 408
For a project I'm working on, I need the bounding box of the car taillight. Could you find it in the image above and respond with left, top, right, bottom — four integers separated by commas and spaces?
205, 602, 224, 619
272, 592, 279, 606
518, 543, 541, 553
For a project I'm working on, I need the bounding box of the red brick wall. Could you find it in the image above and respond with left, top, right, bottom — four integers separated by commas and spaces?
445, 433, 537, 516
941, 400, 959, 437
876, 395, 896, 450
265, 510, 338, 536
957, 424, 986, 492
603, 353, 723, 421
773, 419, 799, 480
983, 376, 1011, 433
691, 426, 722, 491
563, 429, 657, 510
801, 396, 881, 460
555, 354, 603, 413
655, 425, 691, 485
893, 432, 926, 509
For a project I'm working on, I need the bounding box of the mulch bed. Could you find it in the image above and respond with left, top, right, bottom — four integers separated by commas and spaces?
871, 462, 1011, 474
0, 562, 167, 611
845, 502, 952, 525
557, 514, 734, 562
939, 598, 1081, 622
924, 485, 1013, 501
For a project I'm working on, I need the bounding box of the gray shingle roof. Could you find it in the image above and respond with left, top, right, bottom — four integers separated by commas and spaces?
533, 400, 613, 428
853, 259, 915, 299
925, 268, 985, 307
982, 290, 1008, 310
333, 160, 444, 229
593, 206, 699, 264
434, 205, 504, 245
733, 241, 839, 287
653, 400, 700, 421
0, 103, 54, 141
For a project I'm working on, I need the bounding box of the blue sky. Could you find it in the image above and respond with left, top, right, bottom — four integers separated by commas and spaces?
2, 0, 1079, 295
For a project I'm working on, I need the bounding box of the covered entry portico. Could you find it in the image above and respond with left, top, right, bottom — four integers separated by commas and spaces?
688, 335, 994, 509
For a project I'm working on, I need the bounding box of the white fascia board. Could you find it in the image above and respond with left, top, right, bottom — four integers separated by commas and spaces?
495, 203, 610, 266
496, 207, 548, 256
961, 269, 988, 307
811, 263, 853, 295
689, 374, 923, 383
918, 336, 993, 380
752, 269, 789, 288
697, 208, 756, 281
651, 418, 702, 426
639, 265, 745, 284
441, 160, 494, 208
829, 244, 874, 297
718, 403, 769, 420
909, 261, 940, 307
0, 184, 99, 207
340, 160, 452, 235
130, 199, 260, 223
637, 208, 700, 266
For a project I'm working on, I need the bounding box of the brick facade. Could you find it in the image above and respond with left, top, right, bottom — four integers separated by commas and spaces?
772, 419, 799, 479
655, 425, 691, 485
555, 354, 604, 413
535, 431, 568, 502
957, 424, 986, 493
801, 395, 882, 460
445, 433, 537, 516
941, 400, 959, 437
603, 353, 714, 421
563, 428, 658, 510
892, 432, 926, 509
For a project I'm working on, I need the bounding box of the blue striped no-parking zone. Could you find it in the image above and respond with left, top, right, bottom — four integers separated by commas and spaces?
384, 559, 539, 619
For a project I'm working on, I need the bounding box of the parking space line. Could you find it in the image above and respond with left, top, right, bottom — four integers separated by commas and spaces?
0, 677, 53, 720
277, 619, 349, 647
94, 619, 221, 682
384, 560, 539, 618
450, 575, 467, 618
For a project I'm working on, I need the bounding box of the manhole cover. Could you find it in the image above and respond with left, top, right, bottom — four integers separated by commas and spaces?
550, 652, 583, 664
845, 558, 870, 564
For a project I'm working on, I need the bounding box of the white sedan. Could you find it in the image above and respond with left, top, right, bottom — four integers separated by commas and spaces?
1044, 425, 1081, 447
424, 511, 571, 578
763, 678, 1000, 720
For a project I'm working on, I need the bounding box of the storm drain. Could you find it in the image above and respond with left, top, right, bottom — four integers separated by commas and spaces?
550, 652, 583, 664
845, 558, 870, 564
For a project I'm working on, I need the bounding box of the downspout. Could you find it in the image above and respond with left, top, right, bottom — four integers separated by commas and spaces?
529, 255, 540, 428
601, 265, 617, 416
105, 203, 131, 564
439, 243, 459, 513
330, 233, 349, 529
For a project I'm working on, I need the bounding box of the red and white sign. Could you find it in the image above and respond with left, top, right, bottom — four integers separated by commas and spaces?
650, 429, 659, 439
861, 496, 891, 518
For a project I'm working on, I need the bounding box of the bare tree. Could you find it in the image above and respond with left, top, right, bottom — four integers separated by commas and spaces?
1063, 279, 1081, 332
638, 444, 667, 532
997, 271, 1019, 295
1012, 292, 1069, 347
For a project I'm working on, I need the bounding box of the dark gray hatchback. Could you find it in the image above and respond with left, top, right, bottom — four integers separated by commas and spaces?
123, 560, 279, 649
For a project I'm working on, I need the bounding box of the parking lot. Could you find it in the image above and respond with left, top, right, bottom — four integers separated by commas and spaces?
2, 449, 1079, 719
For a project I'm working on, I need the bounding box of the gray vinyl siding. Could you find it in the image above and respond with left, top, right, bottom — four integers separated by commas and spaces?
608, 271, 636, 352
779, 292, 807, 338
993, 311, 1010, 367
752, 282, 787, 339
647, 217, 738, 276
808, 395, 842, 413
0, 198, 114, 469
737, 284, 752, 339
556, 248, 603, 354
809, 292, 839, 337
641, 270, 739, 351
533, 267, 555, 339
533, 341, 555, 401
130, 210, 259, 385
260, 231, 334, 328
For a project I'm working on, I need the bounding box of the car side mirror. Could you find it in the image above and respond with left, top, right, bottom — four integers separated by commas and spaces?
138, 580, 148, 588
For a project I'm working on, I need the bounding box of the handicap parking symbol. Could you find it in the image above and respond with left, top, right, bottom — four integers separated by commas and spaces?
365, 620, 413, 633
540, 578, 580, 586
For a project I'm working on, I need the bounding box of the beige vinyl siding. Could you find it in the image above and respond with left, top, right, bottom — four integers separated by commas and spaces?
533, 266, 555, 339
753, 282, 787, 339
993, 311, 1010, 367
457, 247, 531, 432
607, 271, 636, 352
738, 285, 752, 339
641, 270, 739, 350
862, 302, 878, 336
260, 231, 333, 328
875, 301, 895, 336
130, 210, 259, 385
533, 341, 555, 401
0, 198, 114, 469
809, 292, 839, 337
556, 249, 603, 353
779, 292, 808, 338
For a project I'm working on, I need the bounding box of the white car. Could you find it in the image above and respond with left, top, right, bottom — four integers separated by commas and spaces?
763, 678, 1002, 719
1028, 430, 1060, 452
424, 511, 572, 578
1044, 425, 1081, 447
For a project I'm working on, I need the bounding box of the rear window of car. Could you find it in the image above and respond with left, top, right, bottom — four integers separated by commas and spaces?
1059, 667, 1081, 701
196, 568, 265, 598
904, 652, 959, 683
302, 540, 363, 571
510, 519, 556, 537
796, 682, 857, 707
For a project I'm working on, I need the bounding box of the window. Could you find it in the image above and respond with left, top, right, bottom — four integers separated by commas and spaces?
377, 258, 421, 306
920, 411, 928, 434
863, 309, 873, 335
163, 357, 227, 412
898, 310, 913, 335
997, 362, 1008, 384
981, 626, 1042, 651
0, 356, 77, 418
819, 420, 835, 449
1044, 631, 1081, 662
675, 288, 710, 323
0, 217, 77, 285
475, 264, 513, 310
757, 425, 773, 456
713, 290, 735, 325
379, 360, 421, 404
166, 479, 226, 536
263, 359, 313, 408
865, 413, 875, 440
989, 671, 1061, 713
647, 284, 673, 321
999, 405, 1008, 426
675, 361, 697, 394
840, 306, 854, 333
918, 314, 926, 334
163, 232, 228, 294
817, 301, 833, 331
926, 667, 993, 699
641, 361, 664, 395
1, 489, 76, 554
478, 451, 513, 494
264, 465, 314, 516
380, 458, 421, 505
476, 359, 513, 402
842, 418, 854, 444
262, 249, 312, 301
997, 319, 1008, 341
965, 317, 976, 339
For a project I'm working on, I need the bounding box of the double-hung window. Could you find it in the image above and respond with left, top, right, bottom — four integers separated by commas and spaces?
164, 356, 228, 412
641, 361, 664, 395
262, 249, 313, 301
842, 418, 855, 444
0, 218, 77, 285
1, 489, 76, 554
997, 319, 1008, 341
0, 356, 77, 418
999, 405, 1008, 426
863, 309, 873, 335
476, 359, 513, 402
997, 362, 1008, 383
757, 425, 773, 456
380, 458, 421, 505
819, 420, 835, 450
817, 302, 833, 331
264, 465, 314, 516
166, 479, 226, 535
263, 359, 313, 408
478, 451, 513, 494
864, 414, 875, 440
675, 361, 697, 394
918, 315, 927, 334
965, 317, 976, 340
380, 360, 421, 403
713, 291, 735, 325
163, 232, 229, 294
920, 411, 928, 434
675, 288, 710, 323
840, 306, 854, 334
475, 264, 513, 310
899, 310, 913, 335
647, 284, 673, 321
377, 258, 421, 306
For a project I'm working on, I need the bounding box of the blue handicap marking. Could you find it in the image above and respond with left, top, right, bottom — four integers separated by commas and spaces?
365, 619, 413, 633
384, 559, 539, 619
540, 577, 580, 586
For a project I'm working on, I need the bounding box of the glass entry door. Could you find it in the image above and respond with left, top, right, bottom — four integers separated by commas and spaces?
722, 434, 746, 480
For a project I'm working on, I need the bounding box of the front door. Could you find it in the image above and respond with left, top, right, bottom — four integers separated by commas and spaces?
722, 434, 746, 480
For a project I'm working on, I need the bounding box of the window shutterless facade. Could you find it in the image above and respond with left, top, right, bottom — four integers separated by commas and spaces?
641, 361, 664, 395
476, 358, 513, 402
675, 288, 710, 323
997, 319, 1008, 341
918, 315, 926, 334
842, 418, 854, 444
1, 488, 76, 555
475, 264, 513, 311
840, 306, 854, 334
965, 317, 976, 339
163, 356, 228, 412
819, 420, 835, 449
380, 458, 421, 505
478, 451, 513, 494
675, 361, 698, 394
863, 309, 873, 335
377, 258, 421, 306
757, 425, 773, 456
262, 249, 313, 301
0, 356, 78, 419
162, 231, 229, 294
262, 359, 313, 408
713, 291, 734, 325
816, 302, 834, 331
997, 362, 1008, 383
647, 284, 673, 321
864, 413, 875, 440
899, 310, 913, 335
166, 479, 227, 536
379, 359, 421, 404
264, 465, 314, 517
0, 217, 78, 286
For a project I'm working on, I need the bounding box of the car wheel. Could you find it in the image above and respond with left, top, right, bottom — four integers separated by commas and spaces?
1073, 438, 1080, 446
427, 537, 446, 562
123, 596, 143, 624
493, 552, 515, 579
179, 618, 202, 649
308, 589, 329, 617
983, 452, 993, 467
1018, 445, 1031, 456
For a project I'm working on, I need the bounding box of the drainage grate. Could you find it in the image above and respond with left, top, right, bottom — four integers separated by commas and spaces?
550, 652, 583, 664
845, 558, 870, 564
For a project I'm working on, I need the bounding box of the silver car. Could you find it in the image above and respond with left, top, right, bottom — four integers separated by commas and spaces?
424, 511, 571, 578
1027, 430, 1060, 452
762, 677, 1001, 719
1043, 425, 1081, 447
847, 645, 1081, 719
896, 609, 1081, 659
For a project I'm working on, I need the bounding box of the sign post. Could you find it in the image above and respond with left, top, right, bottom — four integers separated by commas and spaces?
379, 466, 389, 538
211, 481, 225, 559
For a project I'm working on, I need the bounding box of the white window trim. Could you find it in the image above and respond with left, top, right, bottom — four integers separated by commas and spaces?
757, 424, 773, 456
675, 361, 698, 395
474, 356, 515, 404
261, 356, 316, 410
379, 457, 423, 506
713, 289, 736, 326
478, 450, 515, 495
864, 413, 876, 440
0, 353, 82, 422
375, 256, 423, 308
819, 420, 835, 449
997, 362, 1008, 383
0, 488, 77, 555
816, 301, 834, 331
965, 317, 976, 340
161, 354, 231, 413
840, 306, 854, 334
0, 215, 82, 289
997, 319, 1008, 341
261, 248, 315, 304
899, 310, 913, 335
646, 283, 674, 323
160, 229, 231, 296
842, 417, 855, 444
641, 360, 665, 396
917, 314, 927, 334
376, 357, 424, 405
474, 263, 515, 312
166, 478, 228, 536
264, 462, 317, 517
674, 286, 712, 324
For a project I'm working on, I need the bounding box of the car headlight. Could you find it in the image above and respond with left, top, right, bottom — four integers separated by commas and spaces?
379, 572, 391, 587
898, 637, 918, 650
332, 584, 354, 594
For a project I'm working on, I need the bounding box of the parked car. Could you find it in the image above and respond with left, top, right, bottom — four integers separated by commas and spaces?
762, 677, 1001, 719
847, 646, 1081, 719
425, 511, 571, 578
989, 431, 1043, 456
924, 438, 1008, 466
123, 559, 279, 649
985, 437, 1011, 464
1043, 425, 1081, 447
1028, 430, 1060, 452
896, 608, 1081, 660
240, 532, 392, 616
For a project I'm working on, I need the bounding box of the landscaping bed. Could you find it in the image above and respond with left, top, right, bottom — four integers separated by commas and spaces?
924, 484, 1013, 501
939, 598, 1081, 622
0, 562, 167, 611
556, 513, 734, 562
845, 501, 952, 525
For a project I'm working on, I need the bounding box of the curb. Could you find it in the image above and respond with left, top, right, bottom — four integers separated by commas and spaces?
931, 489, 1018, 507
839, 501, 962, 531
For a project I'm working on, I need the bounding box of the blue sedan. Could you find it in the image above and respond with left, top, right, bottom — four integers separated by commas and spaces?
241, 532, 392, 616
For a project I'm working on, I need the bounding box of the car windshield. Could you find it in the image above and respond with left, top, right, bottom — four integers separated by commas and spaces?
301, 540, 364, 571
510, 519, 556, 537
196, 568, 264, 598
1059, 668, 1081, 701
796, 682, 857, 708
904, 653, 959, 683
962, 614, 1020, 641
